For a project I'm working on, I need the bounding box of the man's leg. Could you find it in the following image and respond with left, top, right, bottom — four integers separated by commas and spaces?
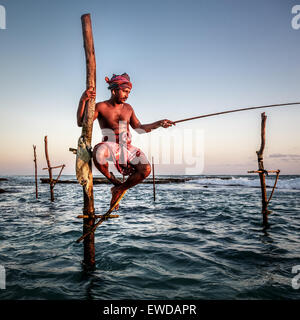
93, 144, 122, 186
110, 161, 151, 207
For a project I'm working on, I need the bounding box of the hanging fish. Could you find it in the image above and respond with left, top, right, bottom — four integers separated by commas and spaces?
76, 135, 92, 196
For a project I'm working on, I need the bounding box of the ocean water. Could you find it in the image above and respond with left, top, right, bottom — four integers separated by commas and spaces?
0, 175, 299, 300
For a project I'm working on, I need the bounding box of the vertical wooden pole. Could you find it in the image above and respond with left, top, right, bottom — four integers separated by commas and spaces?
152, 156, 156, 201
44, 136, 54, 202
33, 145, 38, 199
256, 112, 268, 227
81, 13, 96, 269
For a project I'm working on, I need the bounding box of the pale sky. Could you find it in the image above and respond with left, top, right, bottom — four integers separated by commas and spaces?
0, 0, 299, 175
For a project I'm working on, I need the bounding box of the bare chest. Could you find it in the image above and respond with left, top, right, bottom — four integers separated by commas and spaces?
98, 105, 132, 127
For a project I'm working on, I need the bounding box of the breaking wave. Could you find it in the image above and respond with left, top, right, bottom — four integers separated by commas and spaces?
188, 176, 300, 190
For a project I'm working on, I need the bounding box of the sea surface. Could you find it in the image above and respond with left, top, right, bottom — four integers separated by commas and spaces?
0, 175, 299, 300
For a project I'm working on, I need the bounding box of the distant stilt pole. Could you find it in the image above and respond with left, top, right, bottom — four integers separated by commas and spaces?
248, 112, 280, 229
33, 145, 38, 199
256, 113, 268, 227
152, 156, 156, 201
44, 136, 54, 202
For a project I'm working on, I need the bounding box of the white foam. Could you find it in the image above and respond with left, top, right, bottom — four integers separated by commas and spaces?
188, 176, 300, 190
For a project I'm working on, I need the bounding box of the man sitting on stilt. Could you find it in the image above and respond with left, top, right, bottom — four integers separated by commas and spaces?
77, 73, 174, 209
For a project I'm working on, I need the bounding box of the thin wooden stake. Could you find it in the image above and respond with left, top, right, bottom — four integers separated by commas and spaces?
43, 136, 65, 202
53, 164, 65, 186
44, 136, 54, 202
256, 113, 268, 227
267, 170, 280, 205
248, 114, 280, 228
152, 156, 156, 201
33, 145, 38, 199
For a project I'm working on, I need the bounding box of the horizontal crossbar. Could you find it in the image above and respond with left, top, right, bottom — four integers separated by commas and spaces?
42, 165, 65, 170
76, 214, 119, 219
248, 170, 280, 174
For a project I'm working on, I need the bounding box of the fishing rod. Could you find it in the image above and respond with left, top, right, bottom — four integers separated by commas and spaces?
174, 102, 300, 124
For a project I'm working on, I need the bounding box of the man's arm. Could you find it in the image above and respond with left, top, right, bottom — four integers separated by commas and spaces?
77, 87, 97, 127
130, 108, 175, 133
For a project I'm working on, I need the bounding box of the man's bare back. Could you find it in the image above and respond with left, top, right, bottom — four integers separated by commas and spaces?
77, 73, 174, 209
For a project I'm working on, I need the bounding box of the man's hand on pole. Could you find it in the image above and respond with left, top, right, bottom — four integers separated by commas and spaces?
81, 87, 96, 102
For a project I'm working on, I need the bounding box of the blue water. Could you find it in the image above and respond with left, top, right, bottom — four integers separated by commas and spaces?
0, 175, 300, 299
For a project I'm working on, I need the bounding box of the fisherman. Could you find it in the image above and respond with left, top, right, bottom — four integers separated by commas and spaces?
77, 73, 174, 209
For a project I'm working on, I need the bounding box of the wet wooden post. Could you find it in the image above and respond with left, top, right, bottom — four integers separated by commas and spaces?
256, 112, 268, 227
248, 112, 280, 228
43, 136, 65, 202
152, 156, 156, 201
33, 145, 38, 199
44, 136, 54, 202
81, 13, 96, 269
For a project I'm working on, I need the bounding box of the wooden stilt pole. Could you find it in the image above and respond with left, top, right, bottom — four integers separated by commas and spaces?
44, 136, 54, 202
152, 156, 156, 201
256, 112, 268, 227
80, 13, 96, 269
33, 145, 38, 199
43, 136, 65, 202
248, 113, 280, 229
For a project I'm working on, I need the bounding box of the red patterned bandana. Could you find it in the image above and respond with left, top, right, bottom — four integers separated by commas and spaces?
105, 73, 132, 90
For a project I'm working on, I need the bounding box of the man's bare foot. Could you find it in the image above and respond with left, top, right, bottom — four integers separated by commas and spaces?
110, 185, 126, 211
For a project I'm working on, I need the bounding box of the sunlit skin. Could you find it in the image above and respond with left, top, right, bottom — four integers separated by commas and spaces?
77, 86, 175, 208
